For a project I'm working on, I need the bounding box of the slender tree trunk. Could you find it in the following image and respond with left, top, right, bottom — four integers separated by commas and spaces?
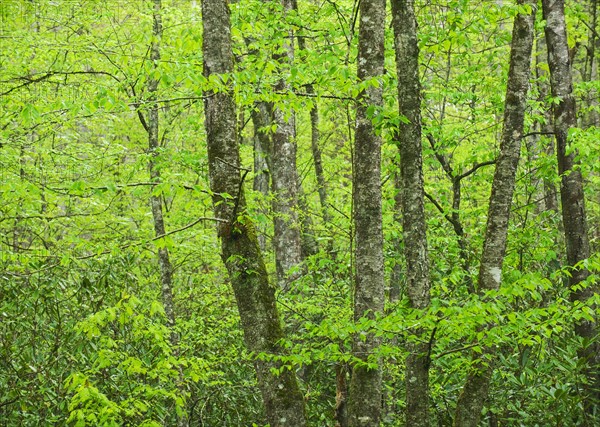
251, 102, 272, 252
347, 0, 386, 425
296, 21, 333, 252
583, 0, 599, 128
453, 2, 536, 426
390, 170, 403, 304
391, 1, 431, 426
201, 0, 307, 425
271, 0, 304, 289
542, 0, 599, 420
425, 134, 484, 294
145, 2, 186, 426
535, 33, 561, 215
146, 0, 177, 347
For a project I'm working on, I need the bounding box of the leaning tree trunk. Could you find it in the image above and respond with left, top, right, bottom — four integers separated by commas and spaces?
347, 0, 386, 426
391, 1, 431, 426
542, 0, 599, 419
201, 0, 307, 425
453, 2, 536, 426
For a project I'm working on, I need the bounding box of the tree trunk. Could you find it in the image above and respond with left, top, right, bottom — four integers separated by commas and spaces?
535, 32, 561, 215
542, 0, 599, 420
145, 2, 186, 426
453, 2, 536, 426
146, 0, 177, 348
296, 22, 332, 252
271, 0, 304, 289
347, 0, 386, 425
391, 1, 431, 426
201, 0, 307, 425
251, 102, 272, 252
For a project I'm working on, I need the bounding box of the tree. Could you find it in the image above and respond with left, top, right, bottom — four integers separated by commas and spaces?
142, 1, 187, 424
542, 0, 599, 420
347, 0, 386, 425
271, 0, 305, 289
391, 1, 432, 425
201, 0, 307, 425
453, 1, 537, 425
1, 0, 599, 425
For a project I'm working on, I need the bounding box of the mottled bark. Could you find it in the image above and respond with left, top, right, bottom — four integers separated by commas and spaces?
347, 0, 386, 425
391, 1, 431, 426
542, 0, 599, 419
271, 0, 303, 288
454, 2, 536, 426
201, 0, 307, 425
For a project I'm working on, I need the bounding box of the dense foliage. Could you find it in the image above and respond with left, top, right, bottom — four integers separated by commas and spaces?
1, 0, 599, 425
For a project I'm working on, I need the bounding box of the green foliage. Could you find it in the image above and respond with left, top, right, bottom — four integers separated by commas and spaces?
1, 0, 599, 425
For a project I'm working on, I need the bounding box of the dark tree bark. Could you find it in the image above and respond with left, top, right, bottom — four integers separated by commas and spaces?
347, 0, 386, 425
453, 2, 537, 426
542, 0, 599, 419
391, 1, 431, 426
201, 0, 307, 425
271, 0, 304, 289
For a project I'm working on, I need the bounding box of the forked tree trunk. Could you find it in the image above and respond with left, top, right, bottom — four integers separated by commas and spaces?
201, 0, 307, 425
391, 1, 431, 426
347, 0, 386, 425
453, 2, 536, 426
542, 0, 599, 419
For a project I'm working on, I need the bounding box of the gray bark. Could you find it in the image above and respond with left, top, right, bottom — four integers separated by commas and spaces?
201, 0, 307, 425
542, 0, 599, 419
391, 1, 431, 426
453, 2, 536, 426
347, 0, 386, 425
271, 0, 304, 289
